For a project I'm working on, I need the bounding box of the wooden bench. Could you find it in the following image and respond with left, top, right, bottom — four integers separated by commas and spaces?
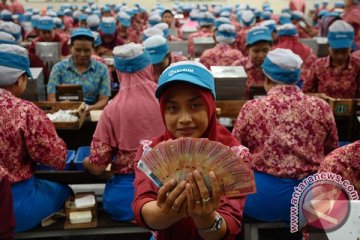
16, 171, 150, 240
14, 208, 151, 240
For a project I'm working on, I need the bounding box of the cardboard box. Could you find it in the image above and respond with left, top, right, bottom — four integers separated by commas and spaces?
35, 101, 86, 129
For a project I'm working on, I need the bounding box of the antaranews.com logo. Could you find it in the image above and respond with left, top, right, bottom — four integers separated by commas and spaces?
290, 172, 359, 233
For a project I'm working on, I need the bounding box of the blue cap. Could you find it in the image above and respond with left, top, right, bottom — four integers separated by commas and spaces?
117, 11, 131, 27
144, 35, 169, 64
0, 45, 33, 82
261, 20, 277, 33
79, 14, 88, 21
71, 28, 95, 41
114, 51, 152, 73
37, 16, 55, 31
246, 26, 272, 46
1, 10, 12, 21
262, 48, 303, 84
100, 17, 116, 35
328, 20, 354, 49
279, 13, 291, 25
240, 10, 255, 27
318, 10, 329, 18
156, 61, 215, 98
291, 11, 304, 21
277, 23, 298, 36
214, 17, 230, 29
261, 11, 272, 20
335, 2, 345, 8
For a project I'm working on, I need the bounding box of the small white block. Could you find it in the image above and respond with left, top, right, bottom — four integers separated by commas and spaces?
69, 211, 92, 224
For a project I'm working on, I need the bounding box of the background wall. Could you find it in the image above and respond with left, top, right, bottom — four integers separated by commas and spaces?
19, 0, 340, 14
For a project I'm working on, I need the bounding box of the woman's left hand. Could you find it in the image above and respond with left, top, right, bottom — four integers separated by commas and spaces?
185, 170, 221, 223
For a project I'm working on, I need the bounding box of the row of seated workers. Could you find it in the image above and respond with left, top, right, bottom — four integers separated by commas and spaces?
0, 0, 360, 239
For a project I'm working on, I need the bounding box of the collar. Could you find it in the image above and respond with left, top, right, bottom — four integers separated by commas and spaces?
325, 56, 353, 70
0, 88, 13, 98
267, 84, 302, 96
66, 57, 95, 71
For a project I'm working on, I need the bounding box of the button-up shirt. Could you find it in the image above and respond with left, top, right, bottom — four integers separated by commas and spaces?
199, 43, 244, 70
232, 85, 339, 179
0, 89, 67, 183
303, 56, 360, 98
232, 56, 266, 99
47, 57, 111, 104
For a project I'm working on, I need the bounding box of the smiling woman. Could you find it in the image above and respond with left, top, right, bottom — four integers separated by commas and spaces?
47, 28, 111, 112
132, 61, 254, 240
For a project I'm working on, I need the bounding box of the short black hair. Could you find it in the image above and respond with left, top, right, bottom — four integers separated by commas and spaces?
161, 9, 174, 17
70, 35, 95, 47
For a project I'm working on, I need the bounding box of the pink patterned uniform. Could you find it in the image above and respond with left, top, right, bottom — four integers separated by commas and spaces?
187, 28, 213, 57
232, 56, 265, 99
352, 50, 360, 60
302, 56, 360, 98
319, 140, 360, 195
9, 0, 24, 14
88, 139, 136, 174
343, 4, 360, 49
232, 85, 339, 179
199, 43, 244, 70
0, 89, 67, 183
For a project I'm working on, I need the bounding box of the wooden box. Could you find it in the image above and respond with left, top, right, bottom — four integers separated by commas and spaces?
35, 101, 86, 129
328, 99, 354, 117
64, 192, 97, 229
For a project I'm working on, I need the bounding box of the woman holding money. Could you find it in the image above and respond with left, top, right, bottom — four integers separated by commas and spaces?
132, 61, 255, 240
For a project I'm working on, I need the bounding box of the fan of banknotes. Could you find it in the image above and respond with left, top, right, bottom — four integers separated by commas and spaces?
137, 138, 255, 197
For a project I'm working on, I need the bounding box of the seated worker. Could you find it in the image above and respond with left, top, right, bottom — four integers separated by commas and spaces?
319, 140, 360, 195
47, 28, 111, 111
236, 10, 256, 55
273, 23, 317, 82
116, 11, 131, 43
200, 23, 243, 70
232, 48, 339, 222
24, 14, 40, 41
87, 14, 100, 31
161, 9, 183, 40
187, 11, 214, 58
132, 61, 255, 240
0, 44, 71, 232
154, 22, 182, 42
98, 17, 125, 57
303, 20, 360, 98
143, 35, 187, 82
290, 10, 317, 38
0, 166, 15, 239
232, 26, 273, 99
83, 43, 165, 221
28, 16, 70, 57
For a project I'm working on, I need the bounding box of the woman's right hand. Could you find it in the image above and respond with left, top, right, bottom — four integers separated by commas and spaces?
156, 179, 188, 219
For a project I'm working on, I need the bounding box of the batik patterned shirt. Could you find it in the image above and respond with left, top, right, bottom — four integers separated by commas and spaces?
88, 138, 136, 174
0, 89, 67, 183
199, 43, 244, 70
319, 140, 360, 195
232, 85, 339, 179
47, 57, 111, 104
302, 56, 360, 98
232, 56, 266, 99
